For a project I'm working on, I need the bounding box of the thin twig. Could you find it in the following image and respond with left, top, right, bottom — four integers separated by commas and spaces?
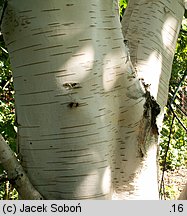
0, 0, 7, 29
173, 101, 187, 117
159, 114, 175, 199
168, 103, 187, 132
170, 70, 187, 104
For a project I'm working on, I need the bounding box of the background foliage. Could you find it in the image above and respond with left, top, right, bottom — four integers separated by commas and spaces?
159, 18, 187, 170
0, 33, 17, 199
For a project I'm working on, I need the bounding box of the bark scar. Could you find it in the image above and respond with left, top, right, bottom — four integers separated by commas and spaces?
138, 90, 161, 157
68, 102, 79, 108
143, 91, 161, 135
63, 82, 82, 90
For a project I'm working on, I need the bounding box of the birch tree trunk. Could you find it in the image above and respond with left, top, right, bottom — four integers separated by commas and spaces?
2, 0, 130, 199
122, 0, 184, 107
1, 0, 185, 200
112, 0, 185, 200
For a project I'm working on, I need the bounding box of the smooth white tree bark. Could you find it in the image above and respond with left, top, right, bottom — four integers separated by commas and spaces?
2, 0, 132, 199
1, 0, 186, 199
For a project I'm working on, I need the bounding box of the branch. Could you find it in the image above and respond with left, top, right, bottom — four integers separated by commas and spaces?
173, 101, 187, 117
0, 134, 44, 199
159, 114, 175, 199
167, 103, 187, 132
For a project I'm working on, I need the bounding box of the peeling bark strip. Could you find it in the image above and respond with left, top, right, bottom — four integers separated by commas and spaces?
143, 92, 161, 135
138, 91, 161, 157
0, 135, 44, 199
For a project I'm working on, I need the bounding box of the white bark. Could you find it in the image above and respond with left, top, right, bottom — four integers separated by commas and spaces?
2, 0, 131, 199
0, 135, 43, 199
122, 0, 184, 107
184, 0, 187, 9
112, 0, 185, 199
1, 0, 185, 200
178, 184, 187, 200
